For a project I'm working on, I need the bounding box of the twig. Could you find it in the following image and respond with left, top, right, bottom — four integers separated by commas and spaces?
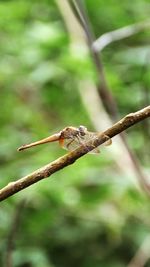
71, 0, 118, 117
140, 52, 150, 159
0, 106, 149, 202
92, 20, 150, 52
5, 200, 26, 267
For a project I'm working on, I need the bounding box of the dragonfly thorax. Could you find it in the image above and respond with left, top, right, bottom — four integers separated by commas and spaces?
60, 127, 79, 139
60, 126, 87, 139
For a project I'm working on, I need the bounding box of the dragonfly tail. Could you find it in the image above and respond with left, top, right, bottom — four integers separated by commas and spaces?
17, 133, 61, 151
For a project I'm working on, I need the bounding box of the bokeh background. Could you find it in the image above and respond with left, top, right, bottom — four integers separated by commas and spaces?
0, 0, 150, 266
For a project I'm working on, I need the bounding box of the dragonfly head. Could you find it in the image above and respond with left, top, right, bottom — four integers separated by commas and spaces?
78, 125, 87, 136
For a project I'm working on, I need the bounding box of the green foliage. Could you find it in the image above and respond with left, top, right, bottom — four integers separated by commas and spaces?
0, 0, 150, 267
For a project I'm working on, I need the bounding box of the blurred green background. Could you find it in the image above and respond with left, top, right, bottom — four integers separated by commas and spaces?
0, 0, 150, 266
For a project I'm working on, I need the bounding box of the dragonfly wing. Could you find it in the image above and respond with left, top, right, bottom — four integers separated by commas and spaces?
59, 132, 108, 154
61, 133, 100, 154
104, 136, 112, 146
88, 147, 100, 154
61, 138, 80, 151
64, 139, 100, 154
82, 131, 113, 153
82, 132, 100, 154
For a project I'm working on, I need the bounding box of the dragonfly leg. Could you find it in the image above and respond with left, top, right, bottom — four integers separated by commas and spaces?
77, 135, 100, 154
65, 135, 86, 151
66, 139, 75, 150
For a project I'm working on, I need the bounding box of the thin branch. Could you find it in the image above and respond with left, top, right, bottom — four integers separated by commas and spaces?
140, 52, 150, 160
5, 200, 26, 267
93, 20, 150, 52
71, 0, 118, 117
127, 235, 150, 267
0, 106, 149, 202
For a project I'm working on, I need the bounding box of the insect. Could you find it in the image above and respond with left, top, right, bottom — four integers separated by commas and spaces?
17, 125, 112, 154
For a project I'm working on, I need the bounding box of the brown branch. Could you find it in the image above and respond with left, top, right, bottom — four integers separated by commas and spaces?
0, 106, 150, 202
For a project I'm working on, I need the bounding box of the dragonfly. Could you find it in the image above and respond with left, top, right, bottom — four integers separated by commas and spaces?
17, 125, 112, 154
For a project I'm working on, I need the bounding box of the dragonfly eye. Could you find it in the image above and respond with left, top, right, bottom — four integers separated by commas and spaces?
78, 125, 87, 136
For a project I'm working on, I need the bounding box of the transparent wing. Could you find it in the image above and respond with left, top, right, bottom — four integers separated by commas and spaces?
60, 131, 112, 154
59, 132, 100, 154
63, 138, 83, 151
